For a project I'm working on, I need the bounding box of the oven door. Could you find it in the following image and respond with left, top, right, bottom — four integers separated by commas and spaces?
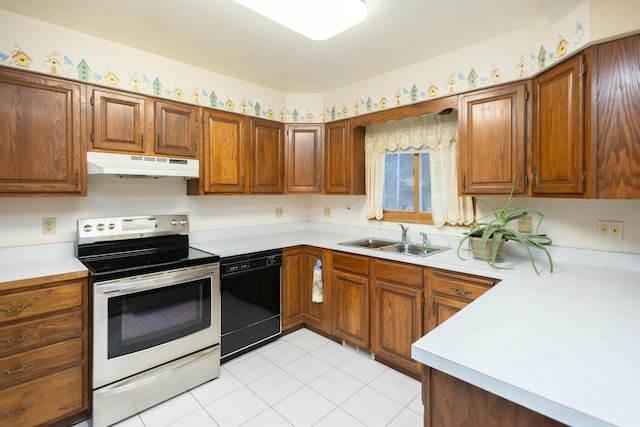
93, 263, 220, 389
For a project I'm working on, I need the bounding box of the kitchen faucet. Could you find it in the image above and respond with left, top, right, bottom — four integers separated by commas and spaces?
419, 232, 429, 246
399, 224, 408, 244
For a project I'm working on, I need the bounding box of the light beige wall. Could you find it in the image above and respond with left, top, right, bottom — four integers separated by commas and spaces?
589, 0, 640, 42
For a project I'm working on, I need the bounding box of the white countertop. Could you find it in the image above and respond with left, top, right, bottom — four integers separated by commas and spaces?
0, 242, 87, 283
3, 222, 639, 426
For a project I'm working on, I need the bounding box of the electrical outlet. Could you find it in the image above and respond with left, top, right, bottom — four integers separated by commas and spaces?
275, 207, 284, 218
517, 216, 532, 234
597, 220, 623, 240
42, 217, 56, 235
324, 207, 332, 218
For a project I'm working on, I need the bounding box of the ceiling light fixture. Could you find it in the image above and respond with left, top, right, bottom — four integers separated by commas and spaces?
233, 0, 367, 41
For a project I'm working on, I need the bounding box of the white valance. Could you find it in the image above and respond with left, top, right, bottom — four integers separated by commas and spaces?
365, 112, 458, 154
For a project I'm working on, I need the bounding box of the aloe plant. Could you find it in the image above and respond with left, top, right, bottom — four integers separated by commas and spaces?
457, 176, 553, 275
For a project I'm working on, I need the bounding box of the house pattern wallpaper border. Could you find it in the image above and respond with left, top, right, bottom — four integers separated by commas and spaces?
0, 18, 585, 123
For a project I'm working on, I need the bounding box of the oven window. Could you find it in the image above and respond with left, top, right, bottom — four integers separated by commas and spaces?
108, 279, 212, 358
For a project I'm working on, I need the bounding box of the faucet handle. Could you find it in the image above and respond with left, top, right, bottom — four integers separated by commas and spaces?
419, 232, 429, 246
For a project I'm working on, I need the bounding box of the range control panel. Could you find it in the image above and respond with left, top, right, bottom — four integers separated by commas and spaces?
76, 214, 189, 244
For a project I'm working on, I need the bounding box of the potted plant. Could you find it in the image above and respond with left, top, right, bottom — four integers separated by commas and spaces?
457, 178, 553, 275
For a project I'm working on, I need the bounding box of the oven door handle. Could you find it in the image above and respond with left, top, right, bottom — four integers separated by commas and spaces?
96, 267, 217, 297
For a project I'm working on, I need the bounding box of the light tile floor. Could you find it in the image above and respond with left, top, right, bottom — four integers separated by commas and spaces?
75, 328, 423, 426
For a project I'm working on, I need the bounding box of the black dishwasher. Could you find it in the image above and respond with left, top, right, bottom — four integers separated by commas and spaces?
220, 249, 282, 361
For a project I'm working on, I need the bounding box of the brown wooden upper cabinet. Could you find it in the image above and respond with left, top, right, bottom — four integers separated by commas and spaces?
250, 118, 285, 193
592, 33, 640, 199
0, 67, 86, 196
532, 53, 588, 196
324, 119, 365, 194
194, 109, 248, 194
154, 100, 198, 157
285, 124, 324, 193
89, 87, 199, 158
458, 82, 529, 195
89, 87, 145, 153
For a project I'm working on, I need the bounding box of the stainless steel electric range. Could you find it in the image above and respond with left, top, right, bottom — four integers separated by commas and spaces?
75, 215, 220, 427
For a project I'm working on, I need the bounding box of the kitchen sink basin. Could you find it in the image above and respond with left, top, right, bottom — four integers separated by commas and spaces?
379, 243, 444, 257
339, 237, 398, 248
338, 238, 448, 258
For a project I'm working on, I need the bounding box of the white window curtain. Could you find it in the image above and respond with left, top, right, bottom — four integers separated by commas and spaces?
364, 112, 474, 226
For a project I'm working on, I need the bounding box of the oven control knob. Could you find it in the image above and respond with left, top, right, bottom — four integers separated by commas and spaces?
83, 224, 92, 233
108, 223, 115, 230
96, 223, 105, 231
180, 220, 187, 226
171, 219, 178, 226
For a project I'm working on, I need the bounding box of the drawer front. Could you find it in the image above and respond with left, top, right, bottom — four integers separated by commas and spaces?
0, 310, 83, 358
0, 281, 83, 324
430, 270, 496, 301
0, 366, 83, 427
374, 259, 423, 289
0, 337, 83, 389
332, 251, 369, 275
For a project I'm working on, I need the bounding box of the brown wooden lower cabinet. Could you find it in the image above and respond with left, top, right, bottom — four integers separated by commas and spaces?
332, 251, 370, 348
281, 246, 332, 335
422, 367, 566, 427
370, 259, 424, 375
0, 273, 89, 427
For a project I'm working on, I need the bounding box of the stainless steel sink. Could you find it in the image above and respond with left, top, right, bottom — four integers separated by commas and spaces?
339, 238, 448, 257
379, 243, 444, 257
339, 237, 398, 249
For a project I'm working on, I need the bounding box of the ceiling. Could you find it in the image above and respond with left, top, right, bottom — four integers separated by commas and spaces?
0, 0, 583, 92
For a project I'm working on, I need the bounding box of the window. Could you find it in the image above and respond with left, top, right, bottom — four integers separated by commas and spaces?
382, 150, 433, 223
364, 110, 474, 226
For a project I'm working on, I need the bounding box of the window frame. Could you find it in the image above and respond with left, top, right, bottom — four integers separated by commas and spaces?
381, 152, 435, 225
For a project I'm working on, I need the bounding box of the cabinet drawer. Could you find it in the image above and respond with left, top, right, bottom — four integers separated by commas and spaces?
0, 366, 83, 427
0, 281, 83, 324
332, 252, 369, 275
0, 337, 83, 390
374, 259, 423, 289
430, 270, 496, 301
0, 310, 83, 358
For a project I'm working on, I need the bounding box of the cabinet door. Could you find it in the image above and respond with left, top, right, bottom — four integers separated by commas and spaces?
593, 34, 640, 198
286, 124, 323, 193
324, 119, 364, 194
371, 279, 423, 374
532, 54, 586, 195
0, 69, 85, 195
428, 295, 468, 332
303, 247, 329, 333
90, 88, 145, 153
154, 100, 198, 158
281, 247, 304, 331
250, 119, 284, 193
201, 109, 247, 193
458, 82, 528, 194
333, 269, 369, 348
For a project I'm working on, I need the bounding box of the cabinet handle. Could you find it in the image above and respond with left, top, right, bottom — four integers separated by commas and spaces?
75, 170, 80, 188
1, 334, 30, 344
462, 173, 466, 191
431, 301, 435, 315
1, 304, 31, 314
141, 134, 144, 144
2, 405, 32, 419
3, 363, 30, 375
531, 168, 537, 190
450, 287, 472, 296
